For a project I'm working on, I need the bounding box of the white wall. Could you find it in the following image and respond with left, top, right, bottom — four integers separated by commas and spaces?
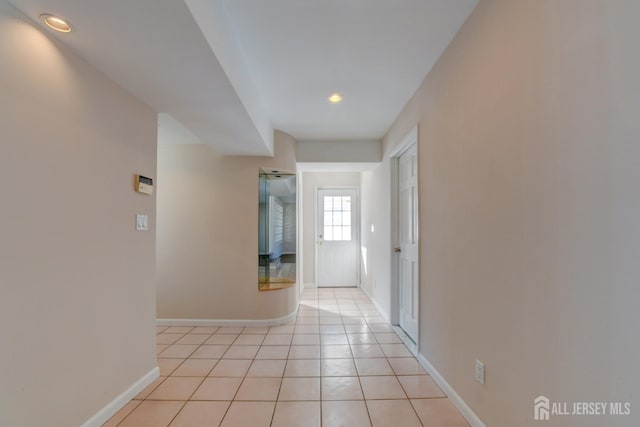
360, 164, 392, 316
300, 172, 361, 285
0, 4, 158, 426
364, 1, 640, 426
297, 140, 381, 163
156, 131, 299, 320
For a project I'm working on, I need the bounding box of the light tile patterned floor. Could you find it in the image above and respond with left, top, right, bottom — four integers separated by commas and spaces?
104, 288, 469, 426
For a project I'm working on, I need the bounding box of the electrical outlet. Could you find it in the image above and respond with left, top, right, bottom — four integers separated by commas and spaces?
475, 359, 485, 385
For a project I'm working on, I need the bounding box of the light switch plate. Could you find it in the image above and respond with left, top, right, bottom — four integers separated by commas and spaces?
475, 359, 485, 384
136, 214, 148, 231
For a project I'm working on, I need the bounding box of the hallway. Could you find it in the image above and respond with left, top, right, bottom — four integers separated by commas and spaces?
104, 288, 468, 426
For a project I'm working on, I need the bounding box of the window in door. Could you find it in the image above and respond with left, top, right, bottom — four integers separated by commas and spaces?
323, 196, 352, 241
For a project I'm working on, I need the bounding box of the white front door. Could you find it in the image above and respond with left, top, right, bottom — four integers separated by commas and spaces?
317, 188, 359, 287
398, 143, 419, 342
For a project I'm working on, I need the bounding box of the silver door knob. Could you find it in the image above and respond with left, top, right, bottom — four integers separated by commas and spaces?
394, 247, 401, 253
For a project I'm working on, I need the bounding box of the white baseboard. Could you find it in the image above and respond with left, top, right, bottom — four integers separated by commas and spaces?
81, 366, 159, 427
416, 353, 486, 427
157, 306, 298, 327
302, 282, 317, 288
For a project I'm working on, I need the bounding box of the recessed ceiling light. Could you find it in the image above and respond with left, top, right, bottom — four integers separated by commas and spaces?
328, 93, 343, 104
40, 14, 72, 33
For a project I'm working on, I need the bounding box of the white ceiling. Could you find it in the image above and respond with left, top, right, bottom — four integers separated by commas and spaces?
189, 0, 478, 142
8, 0, 273, 155
8, 0, 478, 155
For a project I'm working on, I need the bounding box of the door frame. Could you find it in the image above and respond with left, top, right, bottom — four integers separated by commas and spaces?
390, 126, 419, 341
314, 186, 361, 287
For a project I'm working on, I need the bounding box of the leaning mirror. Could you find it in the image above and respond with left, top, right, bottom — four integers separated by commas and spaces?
258, 169, 296, 290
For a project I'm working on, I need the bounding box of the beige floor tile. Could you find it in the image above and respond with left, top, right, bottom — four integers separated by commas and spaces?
366, 400, 422, 427
359, 376, 406, 400
169, 401, 230, 427
411, 398, 470, 426
147, 377, 203, 400
205, 334, 238, 345
360, 310, 379, 316
159, 344, 199, 359
120, 290, 470, 427
255, 345, 290, 359
354, 358, 394, 376
321, 334, 349, 345
368, 324, 394, 333
373, 333, 402, 344
321, 345, 353, 359
294, 325, 320, 334
342, 312, 365, 317
296, 317, 320, 325
165, 326, 194, 334
291, 334, 320, 345
379, 343, 413, 358
289, 345, 320, 359
398, 375, 445, 398
216, 327, 245, 334
233, 334, 265, 345
157, 326, 169, 334
191, 345, 229, 359
321, 377, 363, 400
269, 325, 295, 334
247, 359, 287, 377
320, 325, 345, 334
263, 334, 293, 345
220, 401, 275, 427
347, 334, 377, 344
222, 345, 259, 359
350, 344, 384, 358
319, 316, 343, 325
242, 326, 270, 334
322, 401, 371, 427
157, 333, 185, 345
209, 359, 252, 377
272, 401, 320, 427
278, 377, 320, 401
102, 400, 141, 427
134, 376, 166, 400
190, 326, 219, 334
191, 377, 242, 400
387, 358, 427, 376
118, 400, 184, 427
235, 377, 282, 401
171, 358, 218, 377
344, 324, 371, 334
175, 333, 211, 345
158, 359, 185, 376
341, 316, 367, 325
284, 359, 320, 377
321, 358, 357, 377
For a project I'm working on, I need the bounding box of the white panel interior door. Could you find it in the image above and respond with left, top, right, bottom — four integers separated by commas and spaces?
317, 188, 359, 287
398, 143, 419, 342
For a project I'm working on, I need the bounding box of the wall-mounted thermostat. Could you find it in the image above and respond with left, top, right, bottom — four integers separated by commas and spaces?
135, 175, 154, 195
